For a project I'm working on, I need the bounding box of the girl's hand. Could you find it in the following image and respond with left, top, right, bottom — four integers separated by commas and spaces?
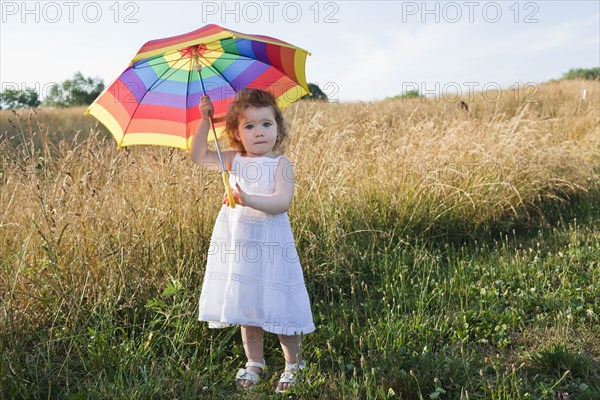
199, 96, 213, 120
222, 183, 249, 207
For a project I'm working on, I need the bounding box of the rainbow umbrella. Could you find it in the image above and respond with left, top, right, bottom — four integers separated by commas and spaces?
86, 23, 310, 207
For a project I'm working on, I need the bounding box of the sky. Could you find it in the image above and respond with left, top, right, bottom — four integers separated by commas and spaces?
1, 0, 599, 102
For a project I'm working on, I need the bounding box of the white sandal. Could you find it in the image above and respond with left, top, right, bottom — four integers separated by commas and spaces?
275, 360, 306, 393
235, 360, 267, 388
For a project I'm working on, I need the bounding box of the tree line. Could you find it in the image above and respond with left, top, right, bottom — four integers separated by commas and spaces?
561, 67, 599, 81
4, 67, 595, 109
0, 72, 104, 109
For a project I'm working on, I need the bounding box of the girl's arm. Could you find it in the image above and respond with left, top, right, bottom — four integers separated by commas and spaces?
190, 96, 234, 171
228, 157, 295, 214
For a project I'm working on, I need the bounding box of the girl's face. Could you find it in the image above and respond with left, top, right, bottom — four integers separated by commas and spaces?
235, 106, 278, 157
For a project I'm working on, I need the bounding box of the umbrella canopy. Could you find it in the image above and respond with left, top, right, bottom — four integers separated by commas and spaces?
86, 24, 310, 150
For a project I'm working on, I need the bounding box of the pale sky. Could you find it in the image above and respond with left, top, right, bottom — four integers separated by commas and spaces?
1, 1, 599, 102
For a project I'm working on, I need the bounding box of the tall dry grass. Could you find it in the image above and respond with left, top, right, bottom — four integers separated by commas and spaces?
0, 79, 598, 397
288, 79, 598, 232
1, 79, 598, 330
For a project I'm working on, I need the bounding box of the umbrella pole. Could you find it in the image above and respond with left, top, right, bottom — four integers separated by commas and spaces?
194, 65, 236, 208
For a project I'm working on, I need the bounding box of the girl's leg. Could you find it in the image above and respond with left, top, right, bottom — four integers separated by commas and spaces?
277, 334, 302, 392
239, 325, 265, 388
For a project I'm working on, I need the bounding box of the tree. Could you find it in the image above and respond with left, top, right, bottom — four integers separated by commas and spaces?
561, 67, 600, 81
399, 89, 421, 99
389, 89, 423, 100
0, 87, 41, 109
43, 72, 105, 107
300, 83, 328, 101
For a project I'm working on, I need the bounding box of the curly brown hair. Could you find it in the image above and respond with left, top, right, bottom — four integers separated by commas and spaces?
225, 88, 289, 154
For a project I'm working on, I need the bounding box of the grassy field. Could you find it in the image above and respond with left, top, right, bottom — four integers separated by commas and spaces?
1, 79, 599, 399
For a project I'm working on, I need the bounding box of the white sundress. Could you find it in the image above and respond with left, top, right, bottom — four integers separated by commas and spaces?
198, 152, 316, 335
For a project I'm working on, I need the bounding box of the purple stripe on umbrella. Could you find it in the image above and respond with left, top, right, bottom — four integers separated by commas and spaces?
142, 91, 185, 108
196, 74, 234, 97
187, 85, 237, 108
187, 92, 201, 108
148, 78, 190, 95
250, 41, 269, 63
187, 70, 237, 107
186, 79, 201, 108
230, 61, 270, 91
119, 69, 148, 103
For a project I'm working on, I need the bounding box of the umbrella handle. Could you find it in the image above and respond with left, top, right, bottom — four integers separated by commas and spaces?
222, 171, 236, 208
194, 63, 235, 208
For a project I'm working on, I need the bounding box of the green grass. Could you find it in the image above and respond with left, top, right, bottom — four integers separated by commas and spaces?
2, 186, 598, 399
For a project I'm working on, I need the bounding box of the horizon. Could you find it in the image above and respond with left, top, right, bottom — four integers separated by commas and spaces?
0, 74, 593, 107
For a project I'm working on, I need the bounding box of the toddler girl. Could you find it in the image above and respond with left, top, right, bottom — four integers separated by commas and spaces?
190, 88, 315, 393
